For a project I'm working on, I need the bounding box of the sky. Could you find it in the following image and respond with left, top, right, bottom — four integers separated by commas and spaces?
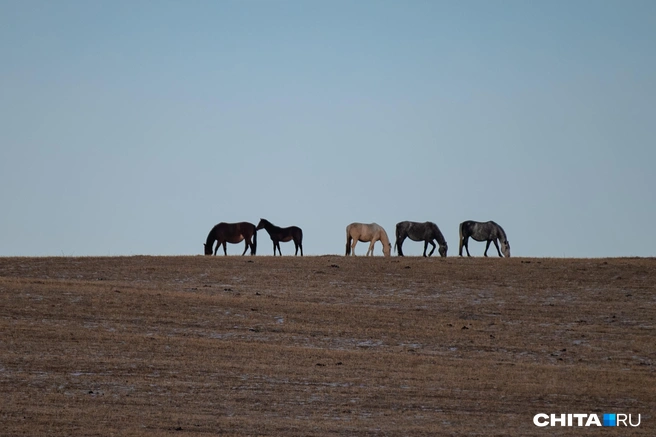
1, 0, 655, 257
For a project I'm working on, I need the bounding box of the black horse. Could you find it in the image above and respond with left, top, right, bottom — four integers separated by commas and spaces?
256, 218, 303, 256
395, 221, 448, 257
204, 222, 257, 256
459, 220, 510, 257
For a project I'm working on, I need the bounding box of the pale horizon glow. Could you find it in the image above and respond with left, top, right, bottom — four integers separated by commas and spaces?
1, 1, 655, 257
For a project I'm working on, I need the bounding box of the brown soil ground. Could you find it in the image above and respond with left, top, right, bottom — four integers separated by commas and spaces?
0, 256, 654, 436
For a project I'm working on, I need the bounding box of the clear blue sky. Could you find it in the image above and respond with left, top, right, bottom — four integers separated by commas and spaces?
1, 0, 655, 257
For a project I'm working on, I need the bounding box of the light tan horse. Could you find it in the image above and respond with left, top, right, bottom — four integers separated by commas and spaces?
345, 222, 391, 257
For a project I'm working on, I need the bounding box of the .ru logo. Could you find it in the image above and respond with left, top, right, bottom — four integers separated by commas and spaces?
603, 414, 616, 427
534, 413, 640, 427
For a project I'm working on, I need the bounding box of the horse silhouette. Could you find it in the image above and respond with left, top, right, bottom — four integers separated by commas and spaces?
204, 222, 257, 256
459, 220, 510, 257
345, 223, 391, 257
256, 218, 303, 256
395, 221, 447, 257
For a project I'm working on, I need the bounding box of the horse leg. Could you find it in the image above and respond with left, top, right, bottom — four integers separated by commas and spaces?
423, 241, 429, 257
272, 240, 277, 256
222, 242, 228, 256
350, 240, 358, 256
241, 239, 250, 256
484, 240, 492, 257
396, 236, 405, 257
461, 237, 471, 257
492, 239, 503, 257
427, 240, 436, 257
276, 241, 282, 256
366, 240, 376, 256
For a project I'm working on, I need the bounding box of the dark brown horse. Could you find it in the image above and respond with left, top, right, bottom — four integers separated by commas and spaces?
204, 222, 257, 256
256, 218, 303, 256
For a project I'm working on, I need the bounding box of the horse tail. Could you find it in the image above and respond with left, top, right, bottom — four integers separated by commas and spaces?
252, 225, 258, 255
458, 221, 464, 255
394, 222, 403, 254
345, 227, 351, 256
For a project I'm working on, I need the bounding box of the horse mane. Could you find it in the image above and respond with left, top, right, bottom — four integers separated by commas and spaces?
491, 221, 507, 242
376, 225, 391, 257
378, 226, 391, 246
205, 223, 220, 247
251, 223, 257, 255
430, 222, 447, 246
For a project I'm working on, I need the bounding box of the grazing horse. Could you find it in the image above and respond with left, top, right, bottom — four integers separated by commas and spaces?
204, 222, 257, 256
395, 221, 448, 257
256, 218, 303, 256
345, 222, 391, 257
459, 220, 510, 257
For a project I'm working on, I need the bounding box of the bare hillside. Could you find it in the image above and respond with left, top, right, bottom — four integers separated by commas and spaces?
0, 256, 654, 435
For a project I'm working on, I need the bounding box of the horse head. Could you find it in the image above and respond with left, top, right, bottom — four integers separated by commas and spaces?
203, 243, 212, 255
256, 218, 267, 230
501, 240, 511, 257
383, 242, 392, 257
438, 243, 448, 258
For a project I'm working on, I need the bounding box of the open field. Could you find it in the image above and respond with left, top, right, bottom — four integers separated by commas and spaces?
0, 255, 654, 436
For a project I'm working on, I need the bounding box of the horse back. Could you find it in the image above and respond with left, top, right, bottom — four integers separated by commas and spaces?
461, 220, 503, 242
460, 220, 476, 237
238, 221, 256, 235
272, 225, 303, 241
395, 221, 411, 238
347, 222, 378, 241
216, 221, 255, 243
346, 222, 363, 237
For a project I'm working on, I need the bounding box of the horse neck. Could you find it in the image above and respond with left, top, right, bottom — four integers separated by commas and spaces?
494, 223, 507, 241
205, 227, 217, 246
263, 221, 278, 232
380, 230, 391, 256
428, 223, 446, 245
379, 229, 390, 246
434, 227, 447, 246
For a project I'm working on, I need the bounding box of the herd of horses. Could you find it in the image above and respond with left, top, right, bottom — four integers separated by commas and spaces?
204, 219, 510, 258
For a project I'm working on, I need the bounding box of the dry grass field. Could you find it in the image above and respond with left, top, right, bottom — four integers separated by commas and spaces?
0, 255, 654, 436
